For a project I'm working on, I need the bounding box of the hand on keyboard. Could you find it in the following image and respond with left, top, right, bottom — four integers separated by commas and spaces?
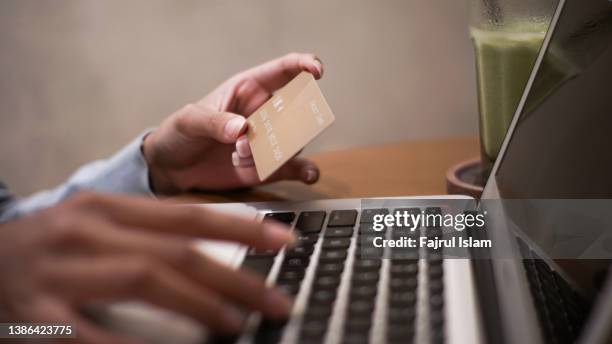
0, 192, 296, 343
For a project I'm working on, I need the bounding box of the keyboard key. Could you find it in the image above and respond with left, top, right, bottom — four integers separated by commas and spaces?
317, 262, 345, 275
277, 276, 301, 287
277, 283, 301, 296
343, 333, 371, 344
427, 251, 444, 264
309, 289, 337, 304
356, 247, 384, 258
304, 304, 333, 320
391, 257, 419, 265
297, 233, 319, 246
253, 318, 287, 344
426, 228, 444, 240
360, 208, 389, 223
428, 264, 444, 280
350, 285, 378, 300
389, 250, 419, 260
344, 318, 373, 343
429, 279, 444, 294
300, 319, 328, 339
430, 294, 444, 310
296, 211, 326, 233
282, 257, 310, 270
277, 270, 305, 283
325, 226, 354, 238
298, 339, 325, 344
247, 247, 278, 257
264, 212, 296, 224
389, 312, 416, 330
358, 235, 382, 247
388, 307, 416, 323
242, 256, 274, 276
425, 207, 443, 214
285, 245, 314, 258
344, 316, 372, 333
429, 310, 444, 343
390, 277, 418, 291
319, 250, 348, 262
347, 300, 375, 316
328, 210, 358, 227
387, 326, 415, 342
390, 229, 420, 239
353, 259, 381, 272
430, 310, 444, 328
430, 331, 445, 344
390, 261, 419, 277
389, 291, 417, 306
359, 223, 387, 235
313, 275, 342, 290
351, 271, 380, 286
322, 238, 351, 250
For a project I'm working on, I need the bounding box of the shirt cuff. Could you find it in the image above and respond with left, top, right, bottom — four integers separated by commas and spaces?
0, 131, 156, 222
82, 130, 155, 197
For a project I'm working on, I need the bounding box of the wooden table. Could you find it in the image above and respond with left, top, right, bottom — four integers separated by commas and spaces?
180, 137, 479, 204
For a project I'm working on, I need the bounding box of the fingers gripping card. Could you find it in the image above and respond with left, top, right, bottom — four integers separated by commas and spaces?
247, 72, 335, 180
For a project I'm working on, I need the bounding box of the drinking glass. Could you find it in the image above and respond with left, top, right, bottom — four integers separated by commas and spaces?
470, 0, 557, 178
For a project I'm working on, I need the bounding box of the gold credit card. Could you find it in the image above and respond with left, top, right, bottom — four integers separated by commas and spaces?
247, 72, 335, 181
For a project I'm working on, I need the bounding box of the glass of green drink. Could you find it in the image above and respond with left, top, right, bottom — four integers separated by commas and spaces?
469, 0, 556, 179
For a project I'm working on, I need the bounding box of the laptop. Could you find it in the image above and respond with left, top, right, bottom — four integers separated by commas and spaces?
95, 1, 612, 343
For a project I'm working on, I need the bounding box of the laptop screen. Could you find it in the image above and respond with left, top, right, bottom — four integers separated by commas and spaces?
495, 1, 612, 199
488, 0, 612, 293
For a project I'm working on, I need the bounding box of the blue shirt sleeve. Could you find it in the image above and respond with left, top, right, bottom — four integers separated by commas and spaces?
0, 132, 154, 223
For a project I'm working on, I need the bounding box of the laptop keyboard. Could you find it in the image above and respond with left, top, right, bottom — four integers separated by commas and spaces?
517, 239, 591, 344
212, 208, 447, 344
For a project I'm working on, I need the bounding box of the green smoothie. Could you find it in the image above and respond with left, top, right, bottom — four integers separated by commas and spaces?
471, 22, 548, 177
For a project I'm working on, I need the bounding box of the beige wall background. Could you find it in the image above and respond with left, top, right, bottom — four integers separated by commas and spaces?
0, 0, 478, 196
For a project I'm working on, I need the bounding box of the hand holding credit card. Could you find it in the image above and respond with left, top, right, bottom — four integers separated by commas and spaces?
247, 72, 336, 181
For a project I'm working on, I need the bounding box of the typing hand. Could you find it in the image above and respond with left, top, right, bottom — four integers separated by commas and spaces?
142, 53, 323, 195
0, 192, 294, 343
